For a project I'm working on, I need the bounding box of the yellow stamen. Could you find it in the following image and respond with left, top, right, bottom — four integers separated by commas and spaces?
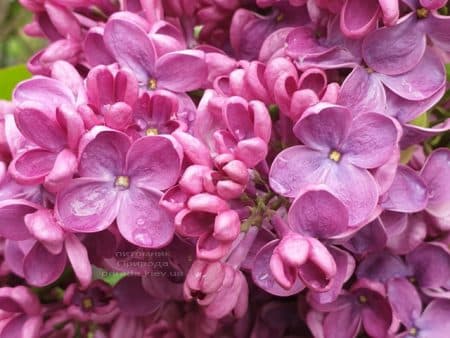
276, 13, 284, 22
145, 128, 159, 136
409, 327, 418, 336
329, 150, 342, 162
115, 176, 130, 188
416, 8, 429, 18
82, 297, 93, 310
148, 78, 157, 90
358, 295, 368, 304
367, 67, 374, 74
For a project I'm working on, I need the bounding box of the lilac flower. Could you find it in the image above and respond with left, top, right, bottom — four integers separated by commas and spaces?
0, 199, 92, 286
10, 77, 85, 192
55, 128, 182, 248
308, 279, 393, 338
388, 278, 450, 338
103, 14, 207, 92
64, 281, 119, 323
184, 259, 248, 319
0, 286, 42, 338
269, 103, 399, 225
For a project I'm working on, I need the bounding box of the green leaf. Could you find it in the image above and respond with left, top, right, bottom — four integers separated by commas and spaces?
0, 64, 30, 100
446, 63, 450, 82
410, 111, 428, 128
92, 266, 127, 286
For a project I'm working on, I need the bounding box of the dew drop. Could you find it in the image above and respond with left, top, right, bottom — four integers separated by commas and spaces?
136, 218, 146, 226
132, 229, 153, 246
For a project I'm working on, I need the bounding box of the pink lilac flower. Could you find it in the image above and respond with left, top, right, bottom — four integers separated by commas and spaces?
269, 103, 399, 225
56, 128, 183, 248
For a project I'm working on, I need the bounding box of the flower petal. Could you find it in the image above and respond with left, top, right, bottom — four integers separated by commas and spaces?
420, 148, 450, 219
340, 0, 380, 38
378, 49, 446, 101
65, 233, 92, 288
13, 77, 74, 110
23, 242, 67, 287
252, 240, 305, 297
381, 165, 428, 213
117, 186, 174, 248
323, 305, 361, 338
9, 149, 56, 185
269, 146, 329, 198
78, 129, 130, 180
15, 104, 66, 151
294, 104, 352, 151
55, 178, 120, 232
0, 200, 39, 241
416, 300, 450, 338
343, 112, 398, 169
337, 66, 386, 116
155, 50, 207, 92
387, 278, 422, 328
104, 17, 156, 83
126, 135, 182, 191
324, 164, 379, 226
362, 15, 426, 75
288, 187, 349, 238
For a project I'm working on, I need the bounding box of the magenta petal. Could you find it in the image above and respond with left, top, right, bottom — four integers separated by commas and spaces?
416, 300, 450, 337
4, 240, 27, 277
44, 148, 77, 193
223, 97, 253, 141
0, 200, 39, 240
406, 243, 450, 288
378, 49, 446, 101
24, 209, 64, 255
196, 232, 232, 261
324, 164, 378, 226
340, 0, 380, 38
104, 18, 156, 83
126, 135, 182, 191
9, 149, 56, 185
323, 305, 361, 338
381, 165, 428, 213
360, 295, 392, 338
252, 240, 305, 297
401, 120, 450, 149
427, 14, 450, 51
78, 129, 130, 180
15, 104, 65, 151
337, 66, 386, 116
84, 27, 115, 67
13, 77, 74, 110
155, 50, 207, 92
294, 105, 352, 151
23, 242, 67, 286
288, 188, 349, 238
65, 233, 92, 287
269, 146, 328, 198
387, 278, 421, 328
420, 148, 450, 219
343, 113, 398, 169
345, 219, 387, 255
1, 314, 40, 338
117, 186, 174, 248
56, 178, 120, 232
362, 15, 426, 75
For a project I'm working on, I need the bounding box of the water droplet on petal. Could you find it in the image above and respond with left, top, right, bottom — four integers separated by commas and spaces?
132, 229, 153, 246
136, 218, 145, 226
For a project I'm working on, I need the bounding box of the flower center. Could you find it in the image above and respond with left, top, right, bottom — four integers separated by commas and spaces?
276, 13, 284, 22
148, 78, 157, 90
115, 175, 130, 189
358, 295, 368, 304
416, 8, 429, 19
409, 327, 418, 336
145, 127, 159, 136
329, 150, 342, 162
82, 297, 94, 310
366, 67, 374, 74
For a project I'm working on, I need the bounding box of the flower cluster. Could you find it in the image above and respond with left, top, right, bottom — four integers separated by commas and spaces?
0, 0, 449, 337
